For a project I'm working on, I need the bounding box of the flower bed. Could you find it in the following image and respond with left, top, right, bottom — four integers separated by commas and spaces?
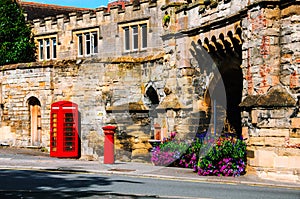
150, 132, 247, 177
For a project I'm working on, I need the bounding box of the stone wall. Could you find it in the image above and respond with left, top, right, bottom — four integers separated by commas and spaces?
0, 53, 210, 161
280, 2, 300, 91
240, 1, 300, 181
0, 63, 53, 146
0, 0, 299, 180
164, 0, 300, 180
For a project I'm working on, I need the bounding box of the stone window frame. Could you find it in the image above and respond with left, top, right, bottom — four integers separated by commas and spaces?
73, 28, 99, 58
119, 20, 149, 53
36, 35, 57, 61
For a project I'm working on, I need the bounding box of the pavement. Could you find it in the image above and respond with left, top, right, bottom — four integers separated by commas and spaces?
0, 146, 299, 190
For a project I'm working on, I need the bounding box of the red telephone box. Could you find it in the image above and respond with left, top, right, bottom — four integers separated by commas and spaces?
50, 101, 80, 158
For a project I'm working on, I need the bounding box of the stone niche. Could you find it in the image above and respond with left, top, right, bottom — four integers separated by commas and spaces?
106, 101, 152, 162
240, 86, 300, 182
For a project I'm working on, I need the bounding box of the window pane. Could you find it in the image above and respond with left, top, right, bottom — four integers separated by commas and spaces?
52, 38, 57, 59
141, 24, 147, 49
86, 33, 91, 55
132, 26, 138, 50
92, 32, 98, 54
46, 39, 50, 59
124, 27, 130, 51
78, 34, 83, 56
39, 40, 43, 60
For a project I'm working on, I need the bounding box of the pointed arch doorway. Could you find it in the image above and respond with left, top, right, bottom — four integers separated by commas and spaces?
28, 97, 42, 146
197, 27, 243, 138
144, 85, 160, 139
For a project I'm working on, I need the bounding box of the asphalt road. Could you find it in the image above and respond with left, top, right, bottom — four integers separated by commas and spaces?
0, 169, 299, 199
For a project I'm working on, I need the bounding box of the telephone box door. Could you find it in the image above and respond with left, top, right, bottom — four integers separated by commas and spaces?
50, 101, 79, 158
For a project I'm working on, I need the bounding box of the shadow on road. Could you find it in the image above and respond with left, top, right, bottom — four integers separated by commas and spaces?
0, 169, 148, 199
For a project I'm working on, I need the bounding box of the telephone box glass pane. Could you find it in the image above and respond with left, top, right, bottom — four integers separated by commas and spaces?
65, 137, 74, 141
65, 118, 74, 122
65, 113, 73, 117
63, 112, 75, 152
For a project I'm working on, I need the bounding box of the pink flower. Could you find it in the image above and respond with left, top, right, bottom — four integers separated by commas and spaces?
170, 132, 177, 139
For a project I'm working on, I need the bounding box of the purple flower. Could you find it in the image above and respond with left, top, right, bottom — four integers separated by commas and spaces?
170, 132, 177, 139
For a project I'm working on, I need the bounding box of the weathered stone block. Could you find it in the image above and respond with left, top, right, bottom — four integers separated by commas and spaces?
251, 109, 258, 124
257, 118, 290, 128
282, 5, 300, 17
258, 109, 293, 119
132, 142, 152, 150
274, 156, 289, 168
259, 128, 289, 137
276, 148, 300, 156
253, 150, 275, 168
288, 156, 300, 169
131, 148, 149, 157
292, 32, 300, 42
242, 126, 249, 140
289, 138, 300, 145
265, 8, 280, 19
140, 136, 151, 142
115, 149, 132, 162
264, 137, 285, 147
290, 129, 300, 138
291, 118, 300, 128
249, 137, 265, 146
126, 130, 148, 138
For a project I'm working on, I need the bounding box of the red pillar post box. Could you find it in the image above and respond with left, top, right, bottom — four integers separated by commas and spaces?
103, 125, 117, 164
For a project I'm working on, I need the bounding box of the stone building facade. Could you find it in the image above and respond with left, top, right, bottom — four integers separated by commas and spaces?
0, 0, 299, 180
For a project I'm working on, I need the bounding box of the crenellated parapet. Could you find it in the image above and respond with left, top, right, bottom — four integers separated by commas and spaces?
31, 0, 165, 61
32, 0, 161, 33
30, 0, 251, 62
161, 0, 247, 34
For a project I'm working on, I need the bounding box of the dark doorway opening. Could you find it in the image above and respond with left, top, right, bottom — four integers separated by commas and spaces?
196, 28, 243, 138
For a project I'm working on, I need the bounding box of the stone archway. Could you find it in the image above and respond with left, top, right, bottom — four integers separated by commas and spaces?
199, 26, 243, 137
27, 97, 41, 146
